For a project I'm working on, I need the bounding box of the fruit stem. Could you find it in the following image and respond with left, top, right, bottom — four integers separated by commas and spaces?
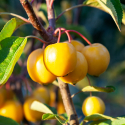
26, 36, 49, 44
65, 30, 91, 45
54, 28, 72, 43
54, 28, 61, 43
60, 28, 72, 43
42, 43, 46, 49
86, 76, 92, 96
71, 90, 83, 98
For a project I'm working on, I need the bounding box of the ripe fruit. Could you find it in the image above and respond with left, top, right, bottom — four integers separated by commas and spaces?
27, 48, 56, 84
70, 40, 84, 52
59, 52, 88, 84
0, 100, 23, 123
32, 87, 50, 104
43, 42, 77, 76
81, 43, 110, 76
82, 96, 105, 116
23, 97, 44, 122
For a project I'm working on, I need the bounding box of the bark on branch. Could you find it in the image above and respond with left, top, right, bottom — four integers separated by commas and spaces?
58, 78, 79, 125
19, 0, 56, 42
46, 0, 55, 31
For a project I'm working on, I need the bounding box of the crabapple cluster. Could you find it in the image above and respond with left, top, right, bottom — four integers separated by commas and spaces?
27, 40, 110, 85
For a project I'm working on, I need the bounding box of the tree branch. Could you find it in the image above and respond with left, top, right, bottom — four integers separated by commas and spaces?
58, 78, 79, 125
46, 0, 55, 31
19, 0, 55, 42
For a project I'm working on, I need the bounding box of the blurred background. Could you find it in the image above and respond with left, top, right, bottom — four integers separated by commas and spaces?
0, 0, 125, 125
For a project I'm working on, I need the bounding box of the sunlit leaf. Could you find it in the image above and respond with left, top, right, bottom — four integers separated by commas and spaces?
81, 86, 115, 93
0, 115, 19, 125
84, 113, 115, 122
83, 0, 123, 31
52, 80, 59, 86
83, 0, 102, 10
0, 18, 16, 41
14, 17, 28, 31
31, 101, 57, 114
0, 37, 27, 85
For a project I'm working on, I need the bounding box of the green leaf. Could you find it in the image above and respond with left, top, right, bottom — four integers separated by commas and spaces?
84, 113, 115, 122
0, 115, 19, 125
0, 17, 28, 42
89, 119, 112, 125
14, 17, 28, 31
112, 117, 125, 125
0, 36, 27, 85
42, 113, 68, 124
83, 0, 123, 31
0, 12, 29, 29
81, 86, 115, 93
80, 120, 86, 125
83, 0, 102, 9
59, 113, 68, 121
89, 117, 125, 125
31, 101, 57, 114
42, 113, 57, 120
55, 115, 68, 124
31, 101, 68, 124
0, 18, 16, 41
